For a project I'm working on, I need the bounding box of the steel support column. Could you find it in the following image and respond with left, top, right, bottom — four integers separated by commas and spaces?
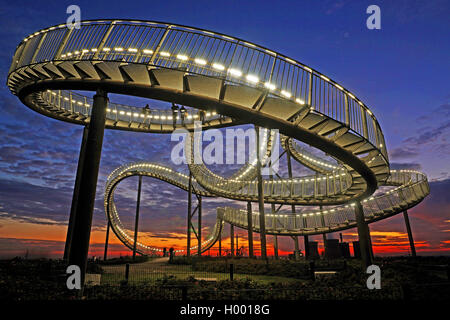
355, 202, 373, 268
367, 223, 374, 261
64, 125, 88, 260
403, 210, 417, 257
187, 172, 192, 257
198, 196, 202, 256
287, 152, 301, 260
218, 230, 222, 257
230, 224, 234, 257
103, 220, 110, 261
304, 235, 310, 259
132, 175, 142, 260
320, 205, 327, 255
256, 126, 267, 259
293, 236, 300, 260
68, 89, 107, 287
270, 165, 278, 260
274, 235, 279, 259
247, 201, 254, 258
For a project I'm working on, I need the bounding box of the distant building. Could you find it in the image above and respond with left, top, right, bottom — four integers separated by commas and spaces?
339, 242, 351, 258
308, 241, 320, 259
325, 239, 341, 259
353, 241, 361, 258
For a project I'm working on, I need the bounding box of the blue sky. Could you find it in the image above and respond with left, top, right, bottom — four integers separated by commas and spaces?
0, 0, 449, 257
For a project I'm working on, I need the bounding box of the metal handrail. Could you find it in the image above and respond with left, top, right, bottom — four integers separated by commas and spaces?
9, 19, 387, 162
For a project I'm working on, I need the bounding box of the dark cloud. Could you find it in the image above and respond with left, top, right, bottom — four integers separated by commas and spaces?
390, 162, 422, 170
404, 120, 450, 146
389, 147, 419, 160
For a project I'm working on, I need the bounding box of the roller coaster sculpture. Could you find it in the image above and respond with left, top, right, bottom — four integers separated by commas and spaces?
7, 20, 429, 259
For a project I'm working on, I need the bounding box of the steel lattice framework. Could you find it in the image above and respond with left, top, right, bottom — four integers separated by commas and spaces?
7, 19, 429, 257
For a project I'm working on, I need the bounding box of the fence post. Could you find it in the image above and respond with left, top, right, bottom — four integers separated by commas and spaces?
230, 263, 234, 281
309, 261, 315, 281
447, 264, 450, 281
401, 284, 411, 301
181, 286, 188, 301
125, 263, 130, 284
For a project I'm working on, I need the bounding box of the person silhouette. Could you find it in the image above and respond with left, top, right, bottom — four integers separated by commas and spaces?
171, 103, 179, 127
179, 106, 186, 125
198, 110, 206, 124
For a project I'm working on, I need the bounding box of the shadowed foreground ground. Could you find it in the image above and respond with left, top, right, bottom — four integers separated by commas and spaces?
1, 256, 449, 300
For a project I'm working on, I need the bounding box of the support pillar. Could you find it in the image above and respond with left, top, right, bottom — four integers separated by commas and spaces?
218, 230, 222, 257
293, 236, 300, 260
286, 153, 300, 260
304, 235, 310, 259
403, 211, 416, 257
64, 125, 88, 260
274, 235, 279, 259
256, 126, 267, 259
68, 89, 108, 287
132, 175, 142, 260
103, 220, 110, 261
198, 196, 202, 256
247, 202, 254, 258
230, 224, 234, 256
367, 223, 374, 261
321, 205, 327, 256
187, 172, 192, 257
355, 202, 373, 268
271, 202, 278, 259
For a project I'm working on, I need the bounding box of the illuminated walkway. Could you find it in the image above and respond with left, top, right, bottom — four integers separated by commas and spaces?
7, 20, 429, 269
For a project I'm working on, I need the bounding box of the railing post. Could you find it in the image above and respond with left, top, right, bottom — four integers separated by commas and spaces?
344, 93, 350, 127
30, 33, 47, 63
361, 107, 369, 139
93, 21, 117, 59
149, 25, 172, 65
69, 92, 73, 113
307, 71, 313, 108
268, 54, 277, 83
55, 28, 74, 59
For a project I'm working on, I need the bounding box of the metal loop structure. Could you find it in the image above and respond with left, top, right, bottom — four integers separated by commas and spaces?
7, 20, 429, 256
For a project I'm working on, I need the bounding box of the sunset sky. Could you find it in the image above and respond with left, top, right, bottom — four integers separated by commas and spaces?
0, 0, 449, 259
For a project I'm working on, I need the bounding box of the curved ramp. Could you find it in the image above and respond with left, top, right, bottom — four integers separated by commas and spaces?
6, 19, 429, 255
